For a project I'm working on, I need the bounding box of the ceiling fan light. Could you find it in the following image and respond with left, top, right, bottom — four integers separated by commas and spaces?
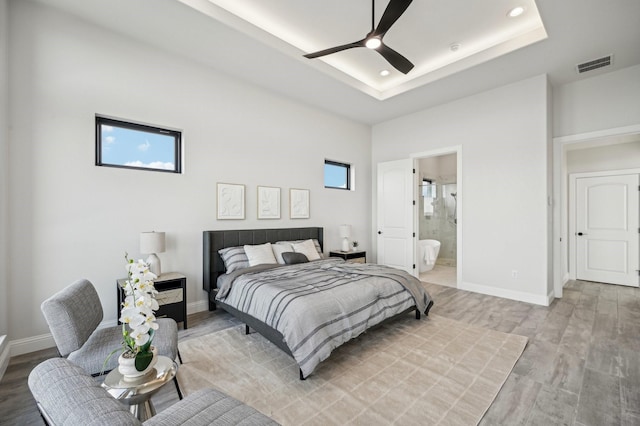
365, 37, 382, 49
507, 6, 525, 17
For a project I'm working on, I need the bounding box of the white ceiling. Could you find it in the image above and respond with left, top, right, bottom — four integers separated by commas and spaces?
33, 0, 640, 125
186, 0, 547, 100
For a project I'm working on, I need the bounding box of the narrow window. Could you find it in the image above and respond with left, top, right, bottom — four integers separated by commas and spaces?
422, 179, 435, 216
96, 116, 182, 173
324, 160, 351, 190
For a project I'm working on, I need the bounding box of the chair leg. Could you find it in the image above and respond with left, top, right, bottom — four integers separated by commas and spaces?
174, 377, 183, 400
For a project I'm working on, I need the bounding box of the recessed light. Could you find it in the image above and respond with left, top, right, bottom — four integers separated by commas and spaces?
450, 43, 461, 52
365, 37, 382, 49
380, 69, 390, 77
507, 6, 525, 17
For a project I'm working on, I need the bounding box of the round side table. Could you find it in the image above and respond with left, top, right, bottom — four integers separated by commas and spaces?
102, 355, 178, 421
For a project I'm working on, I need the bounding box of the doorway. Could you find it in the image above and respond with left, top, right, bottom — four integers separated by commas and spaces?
553, 125, 640, 297
416, 154, 458, 287
569, 171, 640, 287
413, 146, 462, 288
376, 146, 462, 285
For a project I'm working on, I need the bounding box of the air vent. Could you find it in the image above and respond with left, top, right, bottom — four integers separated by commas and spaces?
576, 55, 613, 74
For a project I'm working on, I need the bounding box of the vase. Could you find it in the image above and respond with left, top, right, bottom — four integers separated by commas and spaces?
118, 346, 158, 381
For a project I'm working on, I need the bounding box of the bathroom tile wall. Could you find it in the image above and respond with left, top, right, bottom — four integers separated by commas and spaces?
419, 180, 457, 266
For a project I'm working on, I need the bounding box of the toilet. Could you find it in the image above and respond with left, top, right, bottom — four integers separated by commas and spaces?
418, 239, 441, 272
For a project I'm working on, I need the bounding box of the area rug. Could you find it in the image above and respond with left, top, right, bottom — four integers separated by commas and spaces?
177, 314, 528, 425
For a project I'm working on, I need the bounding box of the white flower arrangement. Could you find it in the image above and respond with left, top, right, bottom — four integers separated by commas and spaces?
118, 254, 159, 370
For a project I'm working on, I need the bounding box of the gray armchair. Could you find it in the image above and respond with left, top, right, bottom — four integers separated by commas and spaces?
28, 357, 279, 425
40, 279, 180, 375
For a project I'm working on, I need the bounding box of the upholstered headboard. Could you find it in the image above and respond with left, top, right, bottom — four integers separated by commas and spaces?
202, 227, 324, 306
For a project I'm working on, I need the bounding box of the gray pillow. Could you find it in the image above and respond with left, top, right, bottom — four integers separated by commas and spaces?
218, 246, 250, 273
282, 252, 309, 265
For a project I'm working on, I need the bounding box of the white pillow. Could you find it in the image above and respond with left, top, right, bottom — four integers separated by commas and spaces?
292, 239, 321, 261
277, 239, 323, 258
272, 243, 293, 265
244, 243, 277, 266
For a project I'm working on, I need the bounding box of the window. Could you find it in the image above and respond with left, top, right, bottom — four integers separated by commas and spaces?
422, 179, 435, 216
421, 179, 435, 198
96, 116, 182, 173
324, 160, 351, 190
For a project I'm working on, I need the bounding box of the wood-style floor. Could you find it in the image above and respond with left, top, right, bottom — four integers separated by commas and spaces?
1, 280, 638, 425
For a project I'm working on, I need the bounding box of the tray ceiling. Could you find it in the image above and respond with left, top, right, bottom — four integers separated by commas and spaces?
179, 0, 547, 100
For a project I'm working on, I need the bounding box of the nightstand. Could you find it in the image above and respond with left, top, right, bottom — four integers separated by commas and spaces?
329, 250, 366, 263
117, 272, 187, 329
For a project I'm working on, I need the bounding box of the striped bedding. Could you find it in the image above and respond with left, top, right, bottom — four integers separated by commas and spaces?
216, 258, 433, 378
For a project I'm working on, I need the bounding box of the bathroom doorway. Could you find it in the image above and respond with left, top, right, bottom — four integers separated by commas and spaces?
414, 150, 460, 287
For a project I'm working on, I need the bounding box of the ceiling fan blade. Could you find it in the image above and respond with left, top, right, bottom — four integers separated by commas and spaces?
304, 40, 365, 59
376, 43, 414, 74
373, 0, 413, 37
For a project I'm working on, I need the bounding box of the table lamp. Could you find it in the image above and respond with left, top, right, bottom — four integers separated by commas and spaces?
339, 225, 352, 252
140, 231, 165, 276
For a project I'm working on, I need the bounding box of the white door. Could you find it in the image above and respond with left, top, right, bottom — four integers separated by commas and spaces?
576, 174, 639, 286
377, 159, 414, 274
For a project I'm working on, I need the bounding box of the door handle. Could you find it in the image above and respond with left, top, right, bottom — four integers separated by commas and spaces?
576, 232, 587, 236
378, 231, 382, 235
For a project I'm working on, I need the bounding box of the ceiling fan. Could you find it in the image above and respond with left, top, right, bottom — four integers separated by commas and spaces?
304, 0, 415, 74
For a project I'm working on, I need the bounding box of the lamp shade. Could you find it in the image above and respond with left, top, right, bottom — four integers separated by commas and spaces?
339, 225, 352, 239
140, 231, 166, 254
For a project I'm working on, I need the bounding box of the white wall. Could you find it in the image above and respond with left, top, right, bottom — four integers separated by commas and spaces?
553, 64, 640, 138
7, 0, 371, 352
545, 80, 553, 297
567, 140, 640, 173
373, 75, 551, 305
418, 154, 457, 182
0, 0, 10, 378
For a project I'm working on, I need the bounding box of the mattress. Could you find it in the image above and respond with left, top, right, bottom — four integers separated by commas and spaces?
216, 258, 433, 377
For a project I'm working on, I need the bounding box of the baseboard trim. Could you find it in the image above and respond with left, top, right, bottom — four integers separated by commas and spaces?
545, 289, 555, 305
9, 300, 218, 357
459, 281, 551, 306
10, 333, 56, 357
187, 300, 209, 315
9, 318, 117, 358
0, 335, 9, 382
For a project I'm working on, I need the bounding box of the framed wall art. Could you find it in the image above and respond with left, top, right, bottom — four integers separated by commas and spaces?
217, 183, 245, 220
289, 188, 310, 219
257, 186, 281, 219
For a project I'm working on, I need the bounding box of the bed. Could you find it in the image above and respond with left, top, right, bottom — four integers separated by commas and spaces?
203, 227, 433, 378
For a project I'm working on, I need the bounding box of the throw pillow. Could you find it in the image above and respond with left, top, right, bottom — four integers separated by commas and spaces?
292, 239, 321, 261
272, 243, 293, 264
244, 243, 277, 266
282, 252, 309, 265
218, 246, 249, 273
